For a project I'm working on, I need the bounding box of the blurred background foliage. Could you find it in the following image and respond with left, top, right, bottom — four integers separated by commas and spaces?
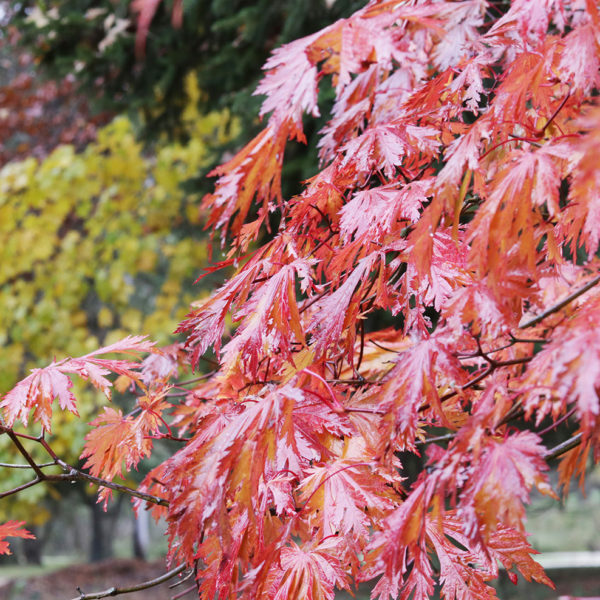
0, 76, 236, 539
0, 74, 235, 392
11, 0, 365, 140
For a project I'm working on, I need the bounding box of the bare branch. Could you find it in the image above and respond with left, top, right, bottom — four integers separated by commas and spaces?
1, 427, 46, 478
71, 563, 188, 600
0, 477, 42, 499
172, 372, 217, 387
52, 459, 169, 507
1, 425, 169, 507
545, 432, 583, 461
419, 432, 456, 446
171, 584, 197, 599
0, 461, 55, 469
520, 274, 600, 329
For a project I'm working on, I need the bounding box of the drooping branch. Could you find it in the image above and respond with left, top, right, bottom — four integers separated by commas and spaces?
0, 426, 169, 507
70, 563, 188, 600
50, 461, 170, 507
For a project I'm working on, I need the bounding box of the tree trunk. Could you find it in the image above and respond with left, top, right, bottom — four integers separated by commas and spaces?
22, 526, 43, 565
90, 502, 110, 562
133, 508, 150, 560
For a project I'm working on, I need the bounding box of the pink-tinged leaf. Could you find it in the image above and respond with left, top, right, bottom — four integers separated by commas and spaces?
560, 107, 600, 255
431, 2, 487, 71
140, 343, 186, 385
487, 526, 554, 588
193, 511, 251, 600
83, 405, 158, 477
449, 57, 489, 113
201, 124, 289, 243
177, 261, 261, 365
131, 0, 161, 57
519, 297, 600, 435
437, 119, 490, 190
560, 22, 600, 93
1, 365, 76, 432
83, 334, 155, 358
459, 431, 555, 537
334, 14, 397, 90
80, 400, 162, 504
148, 384, 348, 562
340, 123, 439, 179
299, 458, 396, 542
365, 480, 429, 600
307, 253, 380, 358
339, 179, 431, 243
443, 275, 526, 339
220, 259, 312, 376
427, 522, 498, 600
318, 65, 378, 164
265, 539, 350, 600
131, 0, 182, 57
0, 521, 34, 555
1, 336, 153, 432
254, 30, 323, 136
487, 0, 567, 43
401, 229, 470, 316
379, 334, 466, 449
259, 473, 296, 517
399, 545, 435, 600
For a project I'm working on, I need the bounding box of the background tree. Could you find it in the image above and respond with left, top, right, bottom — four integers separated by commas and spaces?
11, 0, 365, 140
9, 0, 368, 200
2, 1, 600, 600
0, 5, 110, 167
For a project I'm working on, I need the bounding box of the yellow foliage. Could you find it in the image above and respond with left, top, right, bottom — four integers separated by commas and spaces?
0, 99, 237, 520
0, 111, 232, 379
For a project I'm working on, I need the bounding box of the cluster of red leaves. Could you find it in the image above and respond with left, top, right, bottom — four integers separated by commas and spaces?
3, 1, 600, 599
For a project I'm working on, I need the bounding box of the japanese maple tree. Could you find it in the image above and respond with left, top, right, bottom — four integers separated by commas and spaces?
3, 1, 600, 599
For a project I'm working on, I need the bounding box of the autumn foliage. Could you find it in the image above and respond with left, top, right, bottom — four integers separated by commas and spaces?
3, 1, 600, 599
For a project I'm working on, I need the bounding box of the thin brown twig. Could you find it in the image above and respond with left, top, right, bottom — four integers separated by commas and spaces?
0, 477, 42, 499
2, 428, 46, 478
437, 366, 493, 406
356, 319, 365, 374
326, 378, 381, 386
53, 459, 169, 507
174, 372, 216, 386
538, 89, 570, 135
537, 406, 577, 436
545, 432, 583, 461
309, 204, 337, 234
419, 432, 456, 445
495, 400, 524, 428
71, 563, 187, 600
520, 275, 600, 329
370, 339, 401, 353
0, 461, 56, 469
307, 230, 337, 260
299, 286, 331, 314
1, 426, 169, 507
171, 584, 197, 600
